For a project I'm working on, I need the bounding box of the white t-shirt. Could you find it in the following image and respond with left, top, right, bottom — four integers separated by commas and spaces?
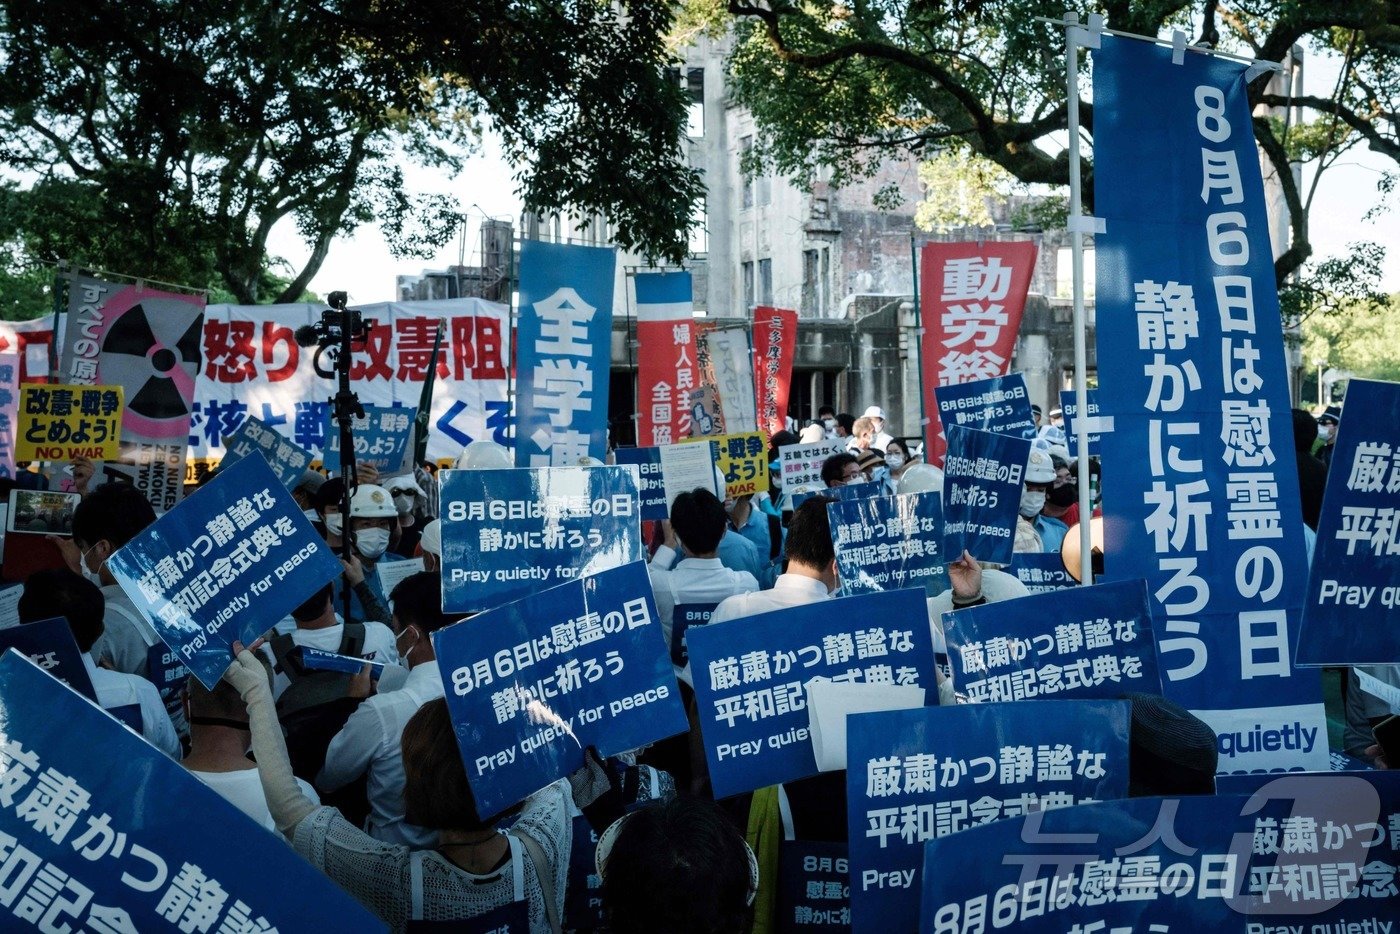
190, 767, 320, 832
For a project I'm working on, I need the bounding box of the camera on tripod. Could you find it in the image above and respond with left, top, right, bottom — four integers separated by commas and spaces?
295, 291, 373, 379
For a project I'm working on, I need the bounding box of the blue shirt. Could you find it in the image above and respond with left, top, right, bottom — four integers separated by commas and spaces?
668, 530, 767, 587
733, 513, 784, 589
1035, 514, 1070, 555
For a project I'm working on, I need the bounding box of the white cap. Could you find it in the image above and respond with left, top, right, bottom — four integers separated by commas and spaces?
862, 405, 886, 421
385, 475, 425, 496
419, 519, 442, 557
455, 440, 512, 469
799, 424, 825, 443
897, 462, 944, 496
1025, 440, 1057, 485
349, 484, 398, 519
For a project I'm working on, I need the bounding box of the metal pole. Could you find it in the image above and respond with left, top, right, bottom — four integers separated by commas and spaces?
909, 233, 930, 454
1065, 12, 1094, 586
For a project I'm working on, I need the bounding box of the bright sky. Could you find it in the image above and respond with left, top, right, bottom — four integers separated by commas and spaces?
266, 50, 1400, 306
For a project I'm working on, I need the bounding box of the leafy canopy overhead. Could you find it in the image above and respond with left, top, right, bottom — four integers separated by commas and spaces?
0, 0, 703, 304
706, 0, 1399, 289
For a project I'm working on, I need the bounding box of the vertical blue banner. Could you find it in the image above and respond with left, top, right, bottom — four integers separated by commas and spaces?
432, 561, 686, 818
934, 373, 1036, 440
941, 423, 1029, 565
515, 240, 616, 467
942, 579, 1164, 701
0, 652, 384, 932
846, 701, 1130, 933
1093, 35, 1325, 772
1297, 379, 1400, 664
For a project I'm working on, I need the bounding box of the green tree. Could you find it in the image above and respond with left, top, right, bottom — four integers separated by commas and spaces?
1303, 293, 1400, 387
0, 0, 703, 304
704, 0, 1398, 288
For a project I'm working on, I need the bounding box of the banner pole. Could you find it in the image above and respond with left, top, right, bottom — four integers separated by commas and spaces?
909, 232, 929, 454
1064, 11, 1094, 586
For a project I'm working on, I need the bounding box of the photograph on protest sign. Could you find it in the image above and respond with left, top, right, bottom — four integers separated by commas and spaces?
60, 276, 205, 512
920, 771, 1400, 930
439, 464, 644, 613
933, 372, 1036, 441
0, 651, 384, 931
687, 587, 936, 800
16, 383, 123, 462
1297, 378, 1400, 665
687, 430, 768, 498
942, 578, 1164, 702
1094, 34, 1327, 774
220, 412, 315, 489
941, 423, 1029, 565
6, 489, 80, 536
432, 560, 687, 818
107, 452, 343, 688
827, 492, 950, 597
846, 700, 1130, 932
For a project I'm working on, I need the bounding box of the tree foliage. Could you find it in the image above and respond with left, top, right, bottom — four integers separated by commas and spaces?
0, 0, 703, 304
1303, 292, 1400, 384
710, 0, 1399, 288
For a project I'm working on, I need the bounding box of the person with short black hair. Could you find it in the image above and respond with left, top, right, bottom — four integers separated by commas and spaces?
19, 569, 180, 758
263, 583, 400, 700
71, 482, 162, 677
599, 796, 756, 934
709, 498, 837, 626
820, 452, 861, 488
1293, 408, 1326, 530
320, 572, 462, 847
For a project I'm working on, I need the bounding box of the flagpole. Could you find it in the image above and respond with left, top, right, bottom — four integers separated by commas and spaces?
1063, 10, 1095, 586
909, 232, 930, 456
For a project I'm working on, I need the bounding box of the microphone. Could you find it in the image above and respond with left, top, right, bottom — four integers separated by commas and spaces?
294, 325, 321, 348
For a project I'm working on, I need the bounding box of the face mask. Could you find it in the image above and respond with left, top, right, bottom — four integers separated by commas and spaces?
392, 493, 415, 516
823, 418, 835, 429
1318, 425, 1333, 441
324, 514, 343, 537
1019, 490, 1047, 518
396, 626, 420, 662
80, 545, 104, 587
303, 509, 321, 525
355, 528, 391, 560
886, 453, 905, 468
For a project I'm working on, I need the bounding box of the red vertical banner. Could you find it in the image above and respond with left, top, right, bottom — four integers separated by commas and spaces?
635, 271, 697, 445
753, 306, 797, 438
919, 241, 1038, 465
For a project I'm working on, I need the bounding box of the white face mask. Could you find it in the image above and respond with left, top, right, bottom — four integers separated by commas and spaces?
1019, 490, 1047, 518
324, 513, 343, 537
1318, 425, 1333, 441
355, 527, 391, 560
80, 545, 104, 587
886, 453, 905, 469
823, 418, 836, 429
392, 493, 415, 516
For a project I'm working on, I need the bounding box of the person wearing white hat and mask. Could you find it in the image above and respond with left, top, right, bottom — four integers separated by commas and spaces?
1015, 440, 1057, 553
386, 475, 429, 558
324, 483, 408, 626
418, 519, 442, 573
861, 405, 895, 452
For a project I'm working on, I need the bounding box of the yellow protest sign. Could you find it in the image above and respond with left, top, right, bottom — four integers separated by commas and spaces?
16, 384, 124, 461
686, 430, 769, 498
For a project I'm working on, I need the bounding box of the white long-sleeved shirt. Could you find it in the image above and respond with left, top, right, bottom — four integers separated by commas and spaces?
92, 585, 159, 678
707, 573, 832, 626
648, 546, 760, 684
318, 659, 444, 848
84, 654, 181, 758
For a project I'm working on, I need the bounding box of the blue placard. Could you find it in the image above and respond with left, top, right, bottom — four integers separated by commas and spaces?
515, 240, 615, 467
613, 447, 666, 520
432, 561, 686, 818
323, 404, 413, 474
439, 466, 643, 614
1058, 388, 1103, 457
919, 772, 1400, 930
828, 481, 883, 503
107, 452, 344, 689
1007, 552, 1078, 593
671, 602, 717, 668
777, 840, 851, 932
941, 423, 1029, 565
942, 579, 1164, 702
792, 489, 835, 511
219, 414, 314, 489
0, 652, 385, 931
1094, 35, 1326, 772
934, 373, 1036, 440
1297, 379, 1400, 665
847, 700, 1130, 933
564, 814, 604, 930
0, 617, 97, 701
299, 647, 386, 681
827, 493, 949, 597
687, 588, 937, 800
146, 642, 190, 740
